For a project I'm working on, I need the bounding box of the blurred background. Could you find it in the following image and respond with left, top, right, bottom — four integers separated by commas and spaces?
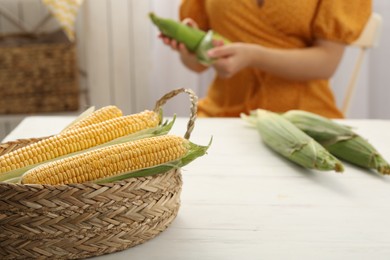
0, 0, 389, 140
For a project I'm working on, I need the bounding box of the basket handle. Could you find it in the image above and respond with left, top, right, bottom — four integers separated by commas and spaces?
153, 88, 198, 140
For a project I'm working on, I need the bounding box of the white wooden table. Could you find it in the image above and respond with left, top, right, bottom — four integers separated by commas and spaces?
3, 116, 390, 260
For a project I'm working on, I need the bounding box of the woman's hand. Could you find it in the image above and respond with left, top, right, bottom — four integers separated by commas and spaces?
208, 39, 345, 80
158, 18, 207, 73
207, 43, 254, 78
159, 33, 196, 59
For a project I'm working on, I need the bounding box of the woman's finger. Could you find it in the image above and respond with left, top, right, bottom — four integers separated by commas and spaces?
171, 39, 180, 50
178, 43, 190, 55
212, 39, 225, 47
162, 37, 171, 45
208, 46, 235, 59
181, 18, 199, 29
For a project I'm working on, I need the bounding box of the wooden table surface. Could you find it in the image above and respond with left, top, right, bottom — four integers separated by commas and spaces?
3, 116, 390, 260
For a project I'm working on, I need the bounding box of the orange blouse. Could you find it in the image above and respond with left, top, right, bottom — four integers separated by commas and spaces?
180, 0, 371, 118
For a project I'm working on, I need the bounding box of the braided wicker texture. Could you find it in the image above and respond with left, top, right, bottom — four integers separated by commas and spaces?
0, 167, 182, 259
0, 166, 182, 260
0, 88, 198, 259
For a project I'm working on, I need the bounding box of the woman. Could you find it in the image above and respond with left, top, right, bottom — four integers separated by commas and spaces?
161, 0, 372, 118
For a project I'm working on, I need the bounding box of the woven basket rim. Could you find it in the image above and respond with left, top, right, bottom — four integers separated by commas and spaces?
0, 168, 180, 189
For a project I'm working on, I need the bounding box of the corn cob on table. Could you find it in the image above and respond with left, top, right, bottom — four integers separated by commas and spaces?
2, 116, 390, 259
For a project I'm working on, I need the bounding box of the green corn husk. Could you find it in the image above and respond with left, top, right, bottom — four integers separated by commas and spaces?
241, 109, 344, 172
149, 12, 206, 52
149, 12, 230, 65
195, 29, 230, 65
283, 110, 390, 174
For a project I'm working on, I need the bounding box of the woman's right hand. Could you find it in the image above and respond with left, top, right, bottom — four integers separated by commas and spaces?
158, 18, 207, 73
159, 33, 193, 57
159, 17, 198, 52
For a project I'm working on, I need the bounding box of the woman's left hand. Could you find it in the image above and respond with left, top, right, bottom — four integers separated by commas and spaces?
207, 43, 253, 78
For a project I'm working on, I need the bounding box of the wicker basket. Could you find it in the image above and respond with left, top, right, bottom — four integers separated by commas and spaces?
0, 30, 80, 114
0, 88, 198, 259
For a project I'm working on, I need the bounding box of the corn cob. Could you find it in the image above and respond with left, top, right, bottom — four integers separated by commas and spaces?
149, 12, 205, 52
149, 12, 230, 65
21, 135, 210, 185
0, 110, 162, 181
241, 109, 344, 172
283, 110, 390, 174
62, 105, 123, 133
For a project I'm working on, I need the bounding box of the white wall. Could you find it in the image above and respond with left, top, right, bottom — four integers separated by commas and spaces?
370, 1, 390, 119
332, 48, 370, 118
83, 0, 153, 115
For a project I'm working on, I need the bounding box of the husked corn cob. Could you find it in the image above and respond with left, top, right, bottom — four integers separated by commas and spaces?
0, 110, 160, 178
21, 135, 203, 185
62, 105, 123, 133
283, 110, 390, 174
241, 109, 344, 172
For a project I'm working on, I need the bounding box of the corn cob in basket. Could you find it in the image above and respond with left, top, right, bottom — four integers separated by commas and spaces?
241, 109, 344, 172
0, 110, 164, 182
21, 134, 210, 185
283, 110, 390, 174
0, 103, 172, 183
1, 88, 210, 184
61, 105, 123, 133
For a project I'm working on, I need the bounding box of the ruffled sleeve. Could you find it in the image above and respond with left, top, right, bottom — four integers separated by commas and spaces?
312, 0, 372, 44
180, 0, 210, 31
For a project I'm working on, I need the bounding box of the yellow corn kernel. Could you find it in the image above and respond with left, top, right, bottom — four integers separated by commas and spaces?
0, 110, 160, 175
63, 105, 123, 133
21, 135, 189, 185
